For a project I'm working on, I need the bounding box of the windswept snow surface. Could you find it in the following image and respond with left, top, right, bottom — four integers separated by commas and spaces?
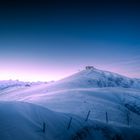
0, 101, 140, 140
0, 68, 140, 140
0, 101, 85, 140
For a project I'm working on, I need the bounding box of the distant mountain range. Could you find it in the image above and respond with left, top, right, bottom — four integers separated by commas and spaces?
1, 67, 140, 89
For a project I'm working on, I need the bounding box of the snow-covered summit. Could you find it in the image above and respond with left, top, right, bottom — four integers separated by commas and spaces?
48, 67, 140, 89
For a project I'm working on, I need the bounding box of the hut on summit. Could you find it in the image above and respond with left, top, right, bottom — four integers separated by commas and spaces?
85, 66, 94, 70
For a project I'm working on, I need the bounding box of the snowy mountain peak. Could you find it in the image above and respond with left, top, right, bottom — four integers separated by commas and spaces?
53, 67, 140, 89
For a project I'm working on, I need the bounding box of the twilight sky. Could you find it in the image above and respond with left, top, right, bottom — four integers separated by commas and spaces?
0, 0, 140, 81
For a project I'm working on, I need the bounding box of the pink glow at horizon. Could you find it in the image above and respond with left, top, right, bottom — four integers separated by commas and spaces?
0, 61, 139, 82
0, 68, 70, 82
0, 60, 72, 81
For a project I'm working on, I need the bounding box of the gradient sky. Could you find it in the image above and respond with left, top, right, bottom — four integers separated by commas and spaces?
0, 0, 140, 81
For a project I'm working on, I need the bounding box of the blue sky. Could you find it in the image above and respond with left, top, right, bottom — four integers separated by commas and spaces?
0, 0, 140, 81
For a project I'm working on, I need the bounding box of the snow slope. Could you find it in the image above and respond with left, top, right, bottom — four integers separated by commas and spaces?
0, 101, 84, 140
1, 69, 140, 126
0, 101, 140, 140
0, 68, 140, 140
